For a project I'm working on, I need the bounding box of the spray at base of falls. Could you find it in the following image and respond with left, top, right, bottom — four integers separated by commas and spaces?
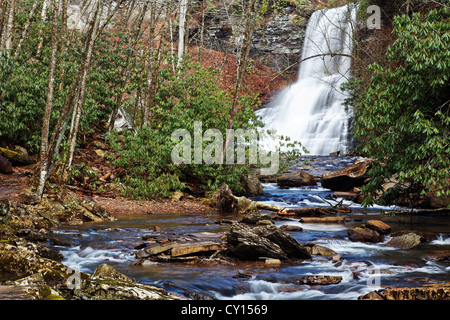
258, 5, 357, 155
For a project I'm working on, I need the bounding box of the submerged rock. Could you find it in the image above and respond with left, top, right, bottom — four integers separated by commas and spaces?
292, 275, 342, 285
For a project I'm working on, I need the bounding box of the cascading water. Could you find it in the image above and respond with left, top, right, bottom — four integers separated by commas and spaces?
258, 5, 356, 155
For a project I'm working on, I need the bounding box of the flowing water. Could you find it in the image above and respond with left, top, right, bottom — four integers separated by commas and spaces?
48, 157, 450, 300
257, 5, 356, 155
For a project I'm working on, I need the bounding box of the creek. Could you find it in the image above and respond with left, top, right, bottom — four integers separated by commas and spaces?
48, 156, 450, 300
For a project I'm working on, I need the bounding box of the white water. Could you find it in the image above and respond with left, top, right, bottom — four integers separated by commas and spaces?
258, 5, 356, 155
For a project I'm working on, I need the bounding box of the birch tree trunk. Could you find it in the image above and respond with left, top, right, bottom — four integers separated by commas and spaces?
177, 0, 188, 68
0, 0, 14, 55
37, 0, 60, 197
143, 0, 173, 124
58, 0, 102, 196
12, 0, 39, 61
36, 0, 50, 56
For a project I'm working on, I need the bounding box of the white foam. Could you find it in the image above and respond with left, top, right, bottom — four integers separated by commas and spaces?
61, 246, 133, 272
431, 234, 450, 245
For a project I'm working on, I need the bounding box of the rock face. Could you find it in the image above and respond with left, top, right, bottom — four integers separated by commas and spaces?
200, 3, 309, 74
226, 223, 311, 261
321, 159, 371, 191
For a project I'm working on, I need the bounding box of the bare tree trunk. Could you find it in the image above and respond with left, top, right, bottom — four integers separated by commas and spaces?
37, 0, 60, 197
223, 0, 260, 159
58, 0, 102, 197
177, 0, 188, 68
36, 0, 50, 56
0, 0, 14, 55
143, 0, 173, 124
12, 0, 39, 61
109, 0, 149, 132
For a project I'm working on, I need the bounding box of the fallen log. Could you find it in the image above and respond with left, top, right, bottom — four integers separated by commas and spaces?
0, 147, 36, 165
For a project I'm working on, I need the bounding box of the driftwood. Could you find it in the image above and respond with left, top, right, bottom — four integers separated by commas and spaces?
0, 147, 36, 165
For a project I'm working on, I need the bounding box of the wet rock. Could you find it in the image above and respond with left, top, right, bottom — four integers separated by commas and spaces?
321, 158, 371, 191
74, 264, 181, 300
226, 223, 311, 261
265, 258, 282, 266
304, 244, 337, 256
358, 290, 385, 300
348, 227, 383, 243
364, 220, 391, 235
386, 233, 422, 249
384, 282, 450, 300
276, 171, 317, 189
291, 275, 342, 285
280, 225, 303, 232
0, 241, 70, 285
422, 250, 450, 262
241, 214, 273, 225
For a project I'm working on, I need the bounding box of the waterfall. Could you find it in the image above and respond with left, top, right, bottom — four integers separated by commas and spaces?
258, 5, 356, 155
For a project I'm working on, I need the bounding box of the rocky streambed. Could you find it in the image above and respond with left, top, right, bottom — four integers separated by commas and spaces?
1, 156, 449, 300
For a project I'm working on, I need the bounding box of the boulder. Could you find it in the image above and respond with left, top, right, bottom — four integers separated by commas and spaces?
75, 264, 181, 300
364, 220, 391, 235
0, 155, 13, 174
239, 174, 264, 196
304, 244, 337, 256
241, 213, 274, 225
321, 158, 371, 191
358, 290, 385, 300
348, 227, 383, 243
276, 171, 317, 189
226, 223, 311, 261
386, 233, 422, 249
280, 225, 303, 232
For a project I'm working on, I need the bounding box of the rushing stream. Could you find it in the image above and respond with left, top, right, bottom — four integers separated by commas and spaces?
48, 157, 450, 300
